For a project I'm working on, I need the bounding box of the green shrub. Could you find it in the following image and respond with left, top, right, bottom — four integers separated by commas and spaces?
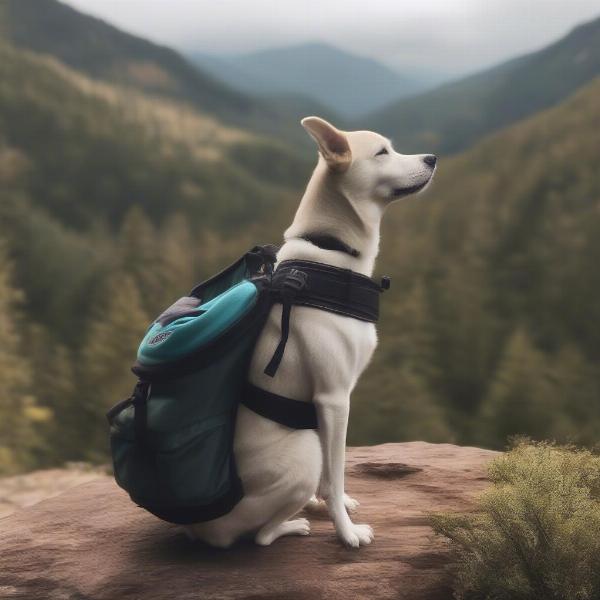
430, 441, 600, 600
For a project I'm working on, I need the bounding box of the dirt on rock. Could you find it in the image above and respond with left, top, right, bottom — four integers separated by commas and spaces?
0, 442, 497, 600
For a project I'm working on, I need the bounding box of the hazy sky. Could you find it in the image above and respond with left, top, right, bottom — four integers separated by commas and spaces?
65, 0, 600, 78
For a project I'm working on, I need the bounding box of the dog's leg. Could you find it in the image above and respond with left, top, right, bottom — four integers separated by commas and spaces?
315, 394, 374, 548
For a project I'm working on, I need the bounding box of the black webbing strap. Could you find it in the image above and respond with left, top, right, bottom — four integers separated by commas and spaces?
132, 381, 150, 445
263, 268, 308, 377
106, 380, 151, 436
264, 259, 389, 377
242, 383, 318, 429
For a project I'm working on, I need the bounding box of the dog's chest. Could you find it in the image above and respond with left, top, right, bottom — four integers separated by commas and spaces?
296, 305, 377, 368
249, 304, 377, 399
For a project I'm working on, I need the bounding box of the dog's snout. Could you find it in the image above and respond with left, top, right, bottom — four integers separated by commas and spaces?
423, 154, 437, 168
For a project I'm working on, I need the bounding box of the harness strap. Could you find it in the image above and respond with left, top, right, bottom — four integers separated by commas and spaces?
242, 383, 318, 429
263, 268, 308, 377
264, 259, 389, 377
131, 380, 151, 446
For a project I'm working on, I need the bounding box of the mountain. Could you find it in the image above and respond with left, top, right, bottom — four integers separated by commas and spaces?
0, 35, 312, 471
366, 15, 600, 154
0, 0, 320, 142
0, 41, 306, 232
0, 37, 313, 352
1, 0, 600, 472
191, 43, 429, 118
351, 76, 600, 447
0, 0, 255, 119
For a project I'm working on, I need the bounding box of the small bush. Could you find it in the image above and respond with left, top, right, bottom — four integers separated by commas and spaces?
430, 441, 600, 600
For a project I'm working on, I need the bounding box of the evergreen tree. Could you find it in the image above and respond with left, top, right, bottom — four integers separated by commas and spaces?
118, 206, 162, 317
79, 272, 149, 461
350, 365, 452, 445
26, 323, 77, 464
478, 330, 570, 448
428, 259, 505, 432
0, 243, 49, 474
385, 279, 441, 384
155, 212, 195, 308
549, 345, 600, 446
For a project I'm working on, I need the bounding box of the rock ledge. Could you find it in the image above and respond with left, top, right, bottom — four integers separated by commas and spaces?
0, 442, 496, 600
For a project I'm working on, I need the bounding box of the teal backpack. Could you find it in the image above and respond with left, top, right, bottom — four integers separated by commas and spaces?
107, 241, 387, 524
107, 246, 277, 524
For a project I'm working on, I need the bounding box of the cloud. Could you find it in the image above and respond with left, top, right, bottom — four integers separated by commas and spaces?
65, 0, 600, 76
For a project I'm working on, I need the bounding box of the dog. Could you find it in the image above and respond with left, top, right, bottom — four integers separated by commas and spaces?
186, 116, 436, 548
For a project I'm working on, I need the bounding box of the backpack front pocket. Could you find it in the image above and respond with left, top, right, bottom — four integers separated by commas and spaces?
154, 412, 235, 507
108, 393, 240, 516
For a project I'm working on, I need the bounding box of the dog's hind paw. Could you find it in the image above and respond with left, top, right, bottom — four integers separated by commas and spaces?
343, 494, 360, 513
287, 517, 311, 536
304, 495, 327, 514
255, 518, 311, 546
304, 493, 360, 514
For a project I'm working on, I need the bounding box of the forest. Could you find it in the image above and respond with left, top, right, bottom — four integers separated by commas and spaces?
1, 1, 599, 474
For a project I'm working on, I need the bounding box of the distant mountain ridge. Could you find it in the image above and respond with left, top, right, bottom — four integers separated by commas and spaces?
0, 40, 304, 233
191, 42, 431, 118
0, 0, 253, 118
0, 0, 326, 143
366, 14, 600, 154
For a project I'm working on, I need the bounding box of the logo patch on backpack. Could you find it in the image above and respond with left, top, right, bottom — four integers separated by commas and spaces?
148, 331, 173, 346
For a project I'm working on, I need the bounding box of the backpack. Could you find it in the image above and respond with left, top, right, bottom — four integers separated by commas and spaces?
107, 243, 387, 524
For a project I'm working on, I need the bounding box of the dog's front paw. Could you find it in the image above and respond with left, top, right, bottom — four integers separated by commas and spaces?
337, 522, 374, 548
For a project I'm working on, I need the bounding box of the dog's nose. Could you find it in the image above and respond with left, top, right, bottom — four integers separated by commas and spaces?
423, 154, 437, 168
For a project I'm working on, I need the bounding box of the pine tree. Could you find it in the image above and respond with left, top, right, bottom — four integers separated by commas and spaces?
79, 272, 150, 461
429, 259, 505, 427
550, 345, 600, 446
478, 330, 569, 448
154, 212, 195, 308
26, 323, 77, 464
387, 279, 441, 384
0, 243, 49, 474
118, 206, 162, 317
350, 364, 452, 445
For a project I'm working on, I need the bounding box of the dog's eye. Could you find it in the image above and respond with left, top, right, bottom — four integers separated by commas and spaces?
375, 147, 389, 156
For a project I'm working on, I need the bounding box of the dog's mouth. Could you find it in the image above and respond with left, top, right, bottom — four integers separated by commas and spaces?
391, 180, 430, 198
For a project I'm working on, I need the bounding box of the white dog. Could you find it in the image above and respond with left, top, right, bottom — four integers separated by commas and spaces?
186, 117, 436, 548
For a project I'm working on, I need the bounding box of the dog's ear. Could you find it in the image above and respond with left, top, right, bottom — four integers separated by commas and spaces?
301, 116, 352, 172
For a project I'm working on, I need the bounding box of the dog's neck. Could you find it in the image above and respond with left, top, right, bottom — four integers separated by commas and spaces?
279, 161, 382, 277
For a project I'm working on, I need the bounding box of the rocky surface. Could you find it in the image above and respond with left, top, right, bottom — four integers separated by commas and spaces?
0, 464, 108, 519
0, 443, 497, 600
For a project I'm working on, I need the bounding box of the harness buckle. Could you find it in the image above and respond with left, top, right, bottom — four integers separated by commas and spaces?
282, 269, 308, 295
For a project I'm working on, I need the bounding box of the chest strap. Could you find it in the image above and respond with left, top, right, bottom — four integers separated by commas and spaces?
263, 259, 390, 377
242, 383, 318, 429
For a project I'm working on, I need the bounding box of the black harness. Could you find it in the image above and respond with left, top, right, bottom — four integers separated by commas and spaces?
241, 235, 390, 430
299, 232, 361, 258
